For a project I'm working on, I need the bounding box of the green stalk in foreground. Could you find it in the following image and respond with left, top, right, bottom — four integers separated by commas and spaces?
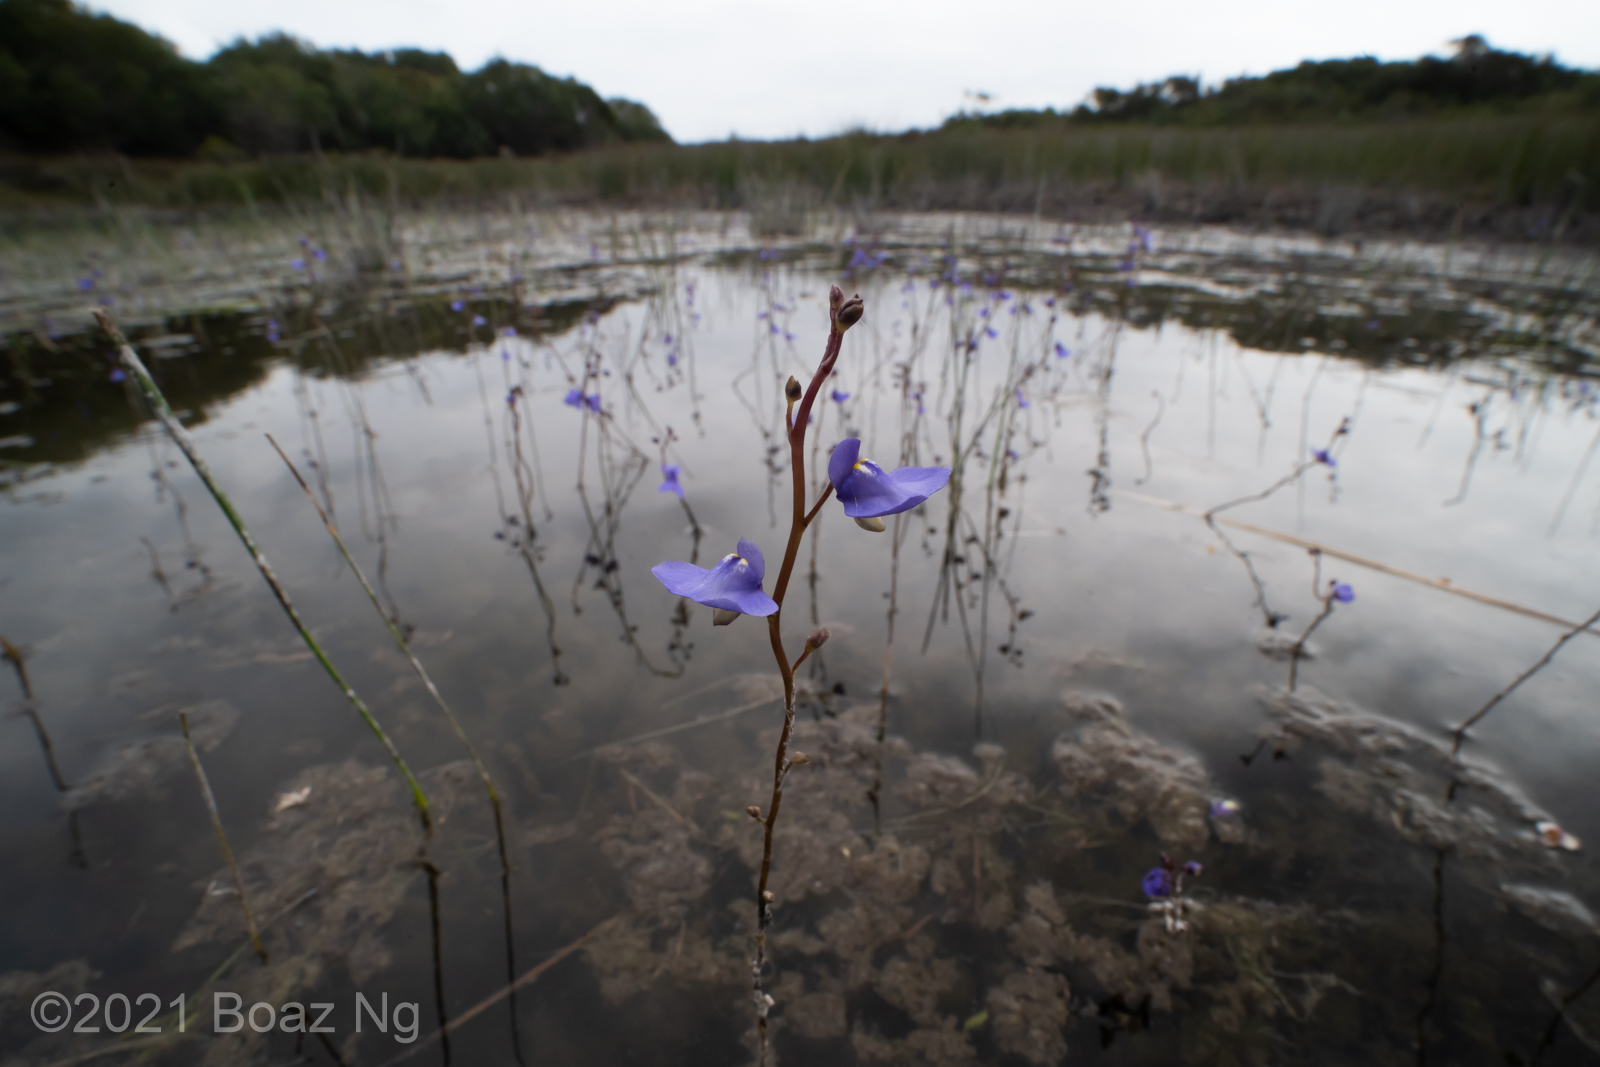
96, 309, 432, 839
267, 433, 526, 1060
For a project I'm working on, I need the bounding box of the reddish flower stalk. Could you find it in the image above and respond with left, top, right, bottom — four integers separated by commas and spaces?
750, 285, 860, 1062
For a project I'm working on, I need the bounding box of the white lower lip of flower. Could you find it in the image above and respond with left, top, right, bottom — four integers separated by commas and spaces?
712, 608, 742, 626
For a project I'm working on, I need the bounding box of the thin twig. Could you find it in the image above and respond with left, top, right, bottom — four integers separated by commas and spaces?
266, 436, 509, 874
375, 918, 618, 1067
96, 310, 432, 839
1450, 601, 1600, 757
179, 710, 266, 964
1123, 491, 1600, 638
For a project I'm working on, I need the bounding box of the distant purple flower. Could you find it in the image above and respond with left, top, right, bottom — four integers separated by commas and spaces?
1332, 583, 1355, 603
667, 352, 678, 366
1210, 798, 1241, 819
451, 300, 465, 312
652, 538, 778, 619
291, 258, 306, 271
109, 368, 126, 383
1142, 867, 1173, 898
1015, 390, 1029, 409
828, 438, 951, 520
1054, 342, 1070, 359
78, 277, 94, 291
472, 315, 487, 327
501, 326, 517, 337
585, 394, 602, 413
299, 236, 310, 248
563, 388, 584, 408
659, 464, 684, 498
312, 248, 327, 262
1183, 861, 1203, 876
266, 318, 280, 343
831, 389, 850, 404
1311, 449, 1336, 467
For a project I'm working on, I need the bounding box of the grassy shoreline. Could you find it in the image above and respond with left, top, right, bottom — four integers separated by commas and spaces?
3, 113, 1597, 243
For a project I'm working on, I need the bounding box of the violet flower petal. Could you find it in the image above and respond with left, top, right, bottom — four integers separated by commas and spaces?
828, 439, 951, 519
651, 539, 776, 617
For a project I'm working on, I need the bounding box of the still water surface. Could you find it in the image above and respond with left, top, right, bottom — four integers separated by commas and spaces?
2, 213, 1599, 1065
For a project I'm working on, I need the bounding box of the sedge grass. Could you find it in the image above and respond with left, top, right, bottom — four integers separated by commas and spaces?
96, 310, 434, 839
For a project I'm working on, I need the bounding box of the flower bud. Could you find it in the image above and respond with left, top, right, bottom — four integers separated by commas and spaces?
746, 805, 762, 821
790, 751, 811, 766
785, 376, 802, 402
854, 516, 887, 533
805, 628, 831, 651
836, 293, 865, 332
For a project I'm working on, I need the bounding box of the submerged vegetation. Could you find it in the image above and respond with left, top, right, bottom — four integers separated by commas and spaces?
1, 206, 1599, 1063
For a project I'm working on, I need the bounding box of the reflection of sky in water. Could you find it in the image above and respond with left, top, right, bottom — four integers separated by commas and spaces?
2, 239, 1600, 1064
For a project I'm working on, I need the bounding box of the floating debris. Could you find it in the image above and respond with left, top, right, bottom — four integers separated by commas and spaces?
272, 785, 312, 812
1536, 821, 1582, 852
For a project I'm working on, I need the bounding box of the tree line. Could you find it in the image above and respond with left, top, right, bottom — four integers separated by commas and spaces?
947, 36, 1599, 130
0, 0, 671, 158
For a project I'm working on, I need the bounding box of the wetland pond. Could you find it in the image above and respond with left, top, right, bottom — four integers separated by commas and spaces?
2, 210, 1600, 1066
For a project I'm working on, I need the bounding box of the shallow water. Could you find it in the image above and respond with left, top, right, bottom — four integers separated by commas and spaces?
2, 211, 1599, 1066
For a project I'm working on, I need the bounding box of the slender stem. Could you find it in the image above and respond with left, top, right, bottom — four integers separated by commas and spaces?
268, 435, 522, 1055
751, 288, 852, 1065
97, 310, 432, 839
180, 711, 267, 963
1450, 601, 1600, 756
802, 483, 835, 529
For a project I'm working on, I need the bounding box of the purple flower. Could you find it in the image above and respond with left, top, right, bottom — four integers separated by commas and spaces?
472, 315, 487, 327
1331, 583, 1354, 603
1141, 867, 1173, 899
266, 318, 280, 343
1210, 798, 1241, 819
450, 300, 465, 312
1183, 860, 1203, 876
109, 368, 126, 383
291, 258, 306, 271
667, 352, 678, 366
1311, 449, 1336, 467
652, 538, 778, 620
78, 277, 95, 291
563, 388, 584, 408
585, 394, 602, 413
1015, 390, 1029, 409
1054, 342, 1070, 358
659, 464, 684, 498
501, 326, 517, 337
831, 389, 850, 404
312, 248, 326, 262
828, 438, 951, 520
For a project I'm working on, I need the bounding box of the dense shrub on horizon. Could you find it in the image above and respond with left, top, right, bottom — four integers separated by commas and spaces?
945, 35, 1600, 131
0, 0, 672, 158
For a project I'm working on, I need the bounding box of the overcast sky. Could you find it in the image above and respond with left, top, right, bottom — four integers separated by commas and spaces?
90, 0, 1600, 144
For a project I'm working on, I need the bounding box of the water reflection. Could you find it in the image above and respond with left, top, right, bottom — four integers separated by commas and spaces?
2, 213, 1599, 1065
